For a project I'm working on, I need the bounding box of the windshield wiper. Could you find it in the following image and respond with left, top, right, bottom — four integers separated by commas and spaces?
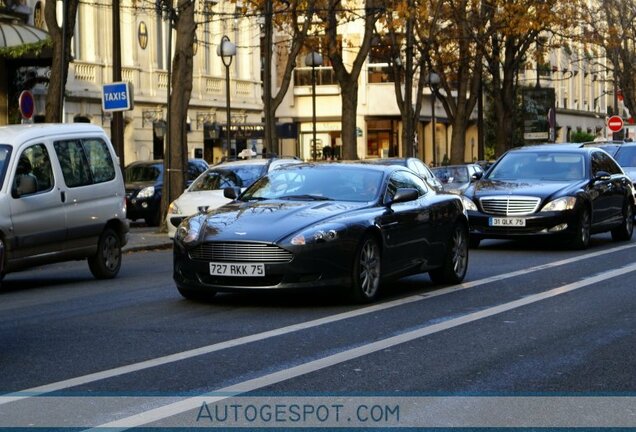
278, 194, 333, 201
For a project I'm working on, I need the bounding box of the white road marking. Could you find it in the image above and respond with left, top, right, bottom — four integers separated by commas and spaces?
1, 243, 635, 408
90, 261, 636, 429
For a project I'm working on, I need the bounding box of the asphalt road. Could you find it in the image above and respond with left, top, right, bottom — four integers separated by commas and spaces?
1, 234, 636, 429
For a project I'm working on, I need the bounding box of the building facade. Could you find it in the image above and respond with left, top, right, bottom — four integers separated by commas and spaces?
3, 0, 624, 166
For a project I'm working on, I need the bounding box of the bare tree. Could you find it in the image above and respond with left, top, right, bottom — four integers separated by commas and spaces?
44, 0, 80, 122
245, 0, 316, 155
318, 0, 383, 160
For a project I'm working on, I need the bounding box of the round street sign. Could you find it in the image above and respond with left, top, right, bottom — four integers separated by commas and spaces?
19, 90, 35, 120
607, 115, 624, 133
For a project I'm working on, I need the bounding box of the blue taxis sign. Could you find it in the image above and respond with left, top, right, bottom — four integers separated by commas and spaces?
102, 82, 133, 112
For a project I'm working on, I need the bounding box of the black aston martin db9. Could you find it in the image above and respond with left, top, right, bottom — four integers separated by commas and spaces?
173, 163, 469, 303
460, 144, 634, 249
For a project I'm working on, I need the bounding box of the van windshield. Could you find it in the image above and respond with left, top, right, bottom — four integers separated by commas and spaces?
0, 145, 12, 190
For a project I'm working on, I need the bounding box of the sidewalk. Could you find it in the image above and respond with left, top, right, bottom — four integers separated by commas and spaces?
123, 226, 173, 253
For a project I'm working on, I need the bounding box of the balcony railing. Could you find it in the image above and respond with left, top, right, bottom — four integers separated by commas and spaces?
294, 66, 337, 86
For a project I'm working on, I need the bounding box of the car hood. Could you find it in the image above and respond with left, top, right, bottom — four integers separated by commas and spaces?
467, 179, 581, 199
197, 200, 368, 242
172, 190, 231, 215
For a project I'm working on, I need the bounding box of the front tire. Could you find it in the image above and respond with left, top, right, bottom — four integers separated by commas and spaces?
88, 228, 122, 279
350, 235, 381, 303
570, 208, 591, 250
429, 223, 469, 284
611, 200, 633, 241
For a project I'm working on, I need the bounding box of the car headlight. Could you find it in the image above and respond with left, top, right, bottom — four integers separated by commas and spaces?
137, 186, 155, 199
168, 200, 181, 215
290, 224, 346, 246
175, 216, 204, 245
460, 195, 478, 211
540, 196, 577, 212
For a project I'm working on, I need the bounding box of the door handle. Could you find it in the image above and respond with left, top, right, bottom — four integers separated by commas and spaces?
60, 191, 66, 203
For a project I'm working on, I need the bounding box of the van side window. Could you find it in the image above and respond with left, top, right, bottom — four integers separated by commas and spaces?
54, 140, 93, 187
13, 144, 54, 197
83, 138, 116, 183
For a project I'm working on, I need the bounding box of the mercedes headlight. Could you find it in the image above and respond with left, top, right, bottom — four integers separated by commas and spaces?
460, 195, 478, 211
290, 223, 347, 246
541, 196, 577, 212
137, 186, 155, 199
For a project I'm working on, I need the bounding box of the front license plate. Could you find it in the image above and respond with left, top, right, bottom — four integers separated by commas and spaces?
489, 217, 526, 227
209, 262, 265, 277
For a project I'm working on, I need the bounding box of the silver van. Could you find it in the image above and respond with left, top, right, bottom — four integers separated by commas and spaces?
0, 124, 129, 283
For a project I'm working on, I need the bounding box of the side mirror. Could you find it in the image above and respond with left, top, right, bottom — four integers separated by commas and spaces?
593, 171, 611, 182
471, 172, 483, 181
387, 188, 419, 206
223, 186, 240, 199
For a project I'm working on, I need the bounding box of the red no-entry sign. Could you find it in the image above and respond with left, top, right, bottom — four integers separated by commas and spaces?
607, 115, 624, 133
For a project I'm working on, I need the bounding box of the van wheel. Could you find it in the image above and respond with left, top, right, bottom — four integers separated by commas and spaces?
88, 228, 122, 279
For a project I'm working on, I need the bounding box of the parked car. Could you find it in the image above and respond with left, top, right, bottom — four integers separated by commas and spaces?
460, 144, 634, 249
166, 156, 301, 238
173, 162, 469, 303
431, 163, 484, 194
0, 123, 129, 284
362, 157, 444, 192
124, 159, 209, 226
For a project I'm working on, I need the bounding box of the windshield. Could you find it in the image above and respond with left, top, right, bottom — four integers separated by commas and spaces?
614, 146, 636, 167
432, 166, 469, 183
487, 151, 586, 181
124, 163, 162, 182
0, 145, 11, 190
189, 167, 248, 191
214, 164, 266, 188
240, 166, 384, 202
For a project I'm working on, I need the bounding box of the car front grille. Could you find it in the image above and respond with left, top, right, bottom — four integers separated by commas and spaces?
188, 242, 293, 263
479, 196, 541, 216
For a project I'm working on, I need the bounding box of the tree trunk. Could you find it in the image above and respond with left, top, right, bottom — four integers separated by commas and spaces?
43, 0, 79, 123
159, 0, 195, 232
340, 81, 359, 160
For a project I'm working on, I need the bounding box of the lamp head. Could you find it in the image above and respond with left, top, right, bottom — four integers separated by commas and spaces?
304, 52, 323, 67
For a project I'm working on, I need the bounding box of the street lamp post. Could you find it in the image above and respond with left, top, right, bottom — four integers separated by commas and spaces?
428, 72, 441, 166
217, 35, 236, 158
305, 52, 323, 161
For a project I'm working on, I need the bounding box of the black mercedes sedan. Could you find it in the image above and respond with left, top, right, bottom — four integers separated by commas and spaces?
460, 144, 634, 249
173, 163, 469, 303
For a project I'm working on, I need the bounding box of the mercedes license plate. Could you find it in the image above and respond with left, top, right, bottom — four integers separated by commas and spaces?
209, 262, 265, 277
489, 217, 526, 227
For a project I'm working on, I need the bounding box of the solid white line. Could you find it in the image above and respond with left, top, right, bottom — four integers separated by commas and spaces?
91, 261, 636, 429
1, 242, 634, 407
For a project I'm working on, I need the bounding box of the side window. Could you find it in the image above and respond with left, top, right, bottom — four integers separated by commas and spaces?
384, 171, 428, 202
13, 143, 54, 197
54, 140, 92, 187
83, 138, 116, 183
601, 152, 622, 175
592, 151, 620, 176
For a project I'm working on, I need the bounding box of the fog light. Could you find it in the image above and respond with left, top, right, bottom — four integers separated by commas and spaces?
548, 223, 568, 232
141, 202, 148, 209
